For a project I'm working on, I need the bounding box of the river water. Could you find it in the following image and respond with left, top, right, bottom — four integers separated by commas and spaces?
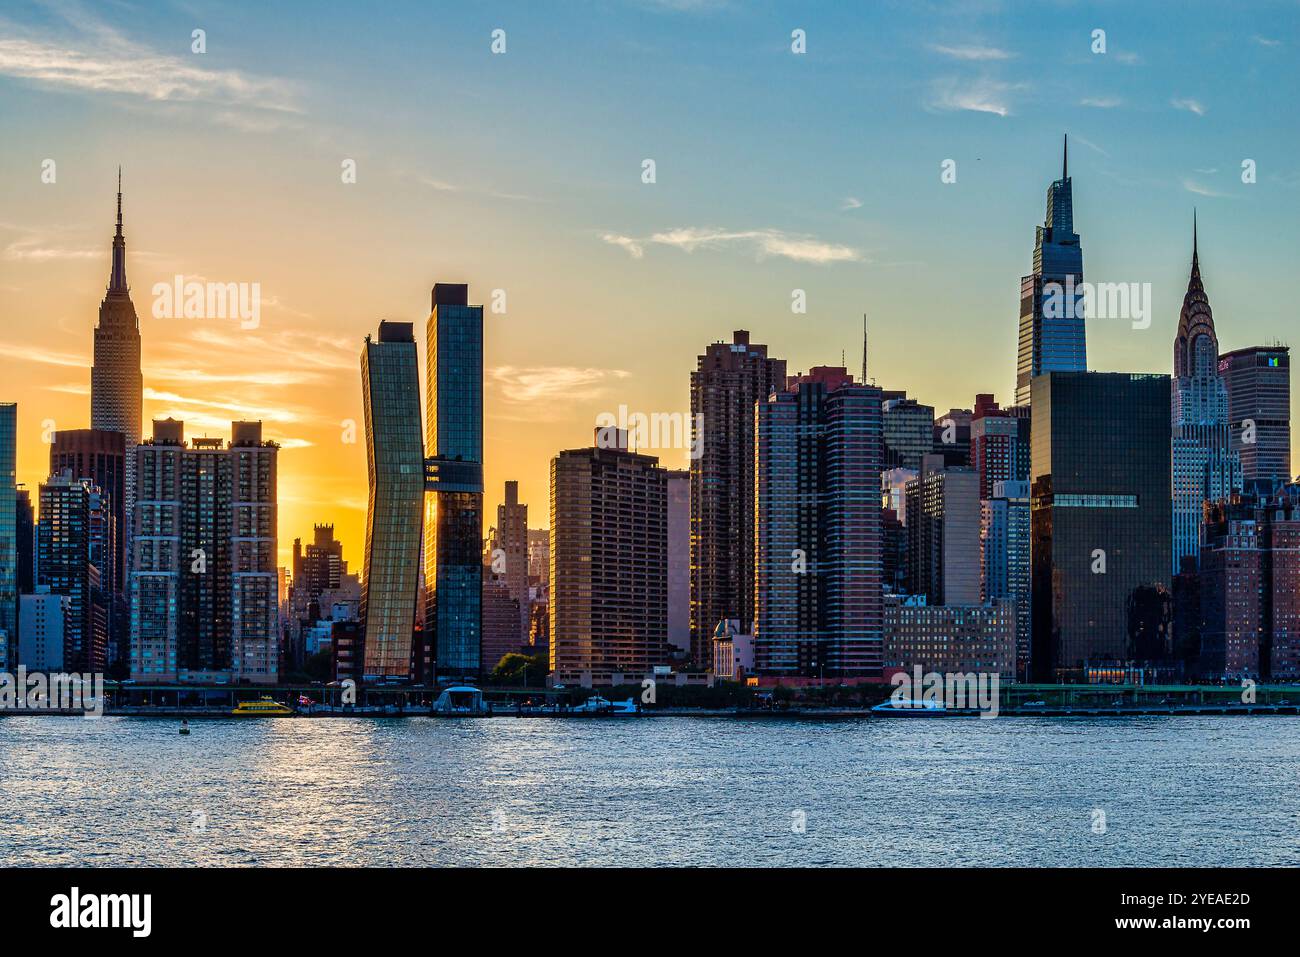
1, 715, 1295, 866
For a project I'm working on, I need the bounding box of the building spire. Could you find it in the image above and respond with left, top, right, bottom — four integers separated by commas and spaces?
1192, 208, 1199, 275
108, 166, 128, 294
1174, 208, 1214, 377
861, 313, 868, 384
1062, 133, 1068, 180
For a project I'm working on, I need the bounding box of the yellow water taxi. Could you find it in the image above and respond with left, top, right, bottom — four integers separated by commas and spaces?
231, 697, 294, 717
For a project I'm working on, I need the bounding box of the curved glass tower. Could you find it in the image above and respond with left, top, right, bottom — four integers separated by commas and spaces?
360, 321, 425, 677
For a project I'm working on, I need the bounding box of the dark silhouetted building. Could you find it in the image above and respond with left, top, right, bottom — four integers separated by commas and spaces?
690, 330, 786, 665
1030, 372, 1172, 682
39, 469, 109, 672
0, 403, 15, 670
51, 428, 127, 669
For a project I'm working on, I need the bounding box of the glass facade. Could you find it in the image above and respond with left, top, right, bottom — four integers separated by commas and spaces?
0, 403, 16, 670
1015, 138, 1087, 406
360, 322, 425, 677
424, 285, 484, 677
1030, 372, 1172, 681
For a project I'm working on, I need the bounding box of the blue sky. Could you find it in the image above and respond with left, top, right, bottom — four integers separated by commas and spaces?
0, 0, 1296, 555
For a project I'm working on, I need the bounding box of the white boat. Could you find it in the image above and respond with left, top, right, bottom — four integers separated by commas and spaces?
871, 698, 950, 716
571, 695, 638, 715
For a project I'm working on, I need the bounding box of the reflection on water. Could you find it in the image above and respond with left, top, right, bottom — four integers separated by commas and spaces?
1, 716, 1296, 866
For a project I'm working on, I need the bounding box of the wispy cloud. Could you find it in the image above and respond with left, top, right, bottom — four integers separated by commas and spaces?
489, 366, 631, 404
1071, 134, 1109, 157
928, 43, 1014, 61
0, 7, 301, 130
1080, 96, 1122, 109
927, 77, 1021, 117
0, 36, 299, 111
0, 341, 88, 368
2, 238, 100, 262
1182, 177, 1227, 198
603, 227, 862, 265
1252, 35, 1282, 48
841, 197, 863, 211
1172, 97, 1206, 116
413, 173, 544, 203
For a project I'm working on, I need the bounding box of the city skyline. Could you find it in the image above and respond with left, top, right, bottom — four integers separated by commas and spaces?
2, 1, 1299, 570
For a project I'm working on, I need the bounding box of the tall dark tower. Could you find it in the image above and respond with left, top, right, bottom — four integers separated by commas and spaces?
1015, 136, 1086, 405
689, 331, 786, 666
423, 283, 484, 678
91, 168, 143, 553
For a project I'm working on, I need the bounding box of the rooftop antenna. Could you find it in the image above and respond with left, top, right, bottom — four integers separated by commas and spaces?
861, 313, 869, 384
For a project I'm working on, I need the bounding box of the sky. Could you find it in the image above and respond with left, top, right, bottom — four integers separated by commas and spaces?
1, 0, 1296, 568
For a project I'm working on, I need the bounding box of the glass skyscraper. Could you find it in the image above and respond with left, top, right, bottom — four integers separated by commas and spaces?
1015, 137, 1087, 406
423, 284, 484, 677
360, 321, 425, 677
0, 403, 16, 670
1030, 372, 1172, 682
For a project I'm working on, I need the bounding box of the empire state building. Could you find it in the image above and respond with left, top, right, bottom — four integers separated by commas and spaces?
91, 169, 143, 535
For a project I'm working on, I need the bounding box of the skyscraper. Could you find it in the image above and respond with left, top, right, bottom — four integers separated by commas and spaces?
754, 368, 883, 677
904, 455, 981, 605
490, 481, 529, 648
131, 419, 279, 682
550, 434, 669, 684
970, 395, 1031, 499
91, 170, 142, 553
0, 403, 16, 670
360, 321, 424, 678
1171, 218, 1241, 574
882, 395, 935, 470
981, 479, 1031, 678
1219, 345, 1291, 488
690, 331, 786, 665
1030, 372, 1172, 681
39, 469, 109, 673
1015, 137, 1086, 406
50, 428, 128, 669
424, 283, 484, 678
666, 469, 690, 656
